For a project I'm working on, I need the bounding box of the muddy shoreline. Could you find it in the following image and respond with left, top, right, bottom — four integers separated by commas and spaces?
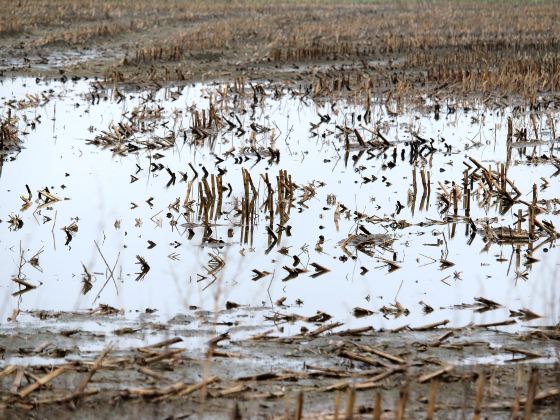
1, 307, 559, 419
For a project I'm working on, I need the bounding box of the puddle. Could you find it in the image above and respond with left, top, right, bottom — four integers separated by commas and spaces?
461, 352, 559, 366
1, 76, 559, 341
0, 49, 103, 72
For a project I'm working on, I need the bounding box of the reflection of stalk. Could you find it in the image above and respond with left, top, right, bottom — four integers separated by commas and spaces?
452, 186, 458, 215
199, 244, 230, 415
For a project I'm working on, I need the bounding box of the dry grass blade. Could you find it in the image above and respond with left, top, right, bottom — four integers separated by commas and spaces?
18, 366, 67, 398
352, 343, 406, 365
418, 365, 454, 384
72, 346, 112, 399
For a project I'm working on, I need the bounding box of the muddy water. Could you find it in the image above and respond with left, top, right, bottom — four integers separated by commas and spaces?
1, 77, 559, 342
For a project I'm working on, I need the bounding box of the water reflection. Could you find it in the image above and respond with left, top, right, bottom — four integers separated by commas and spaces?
0, 77, 558, 337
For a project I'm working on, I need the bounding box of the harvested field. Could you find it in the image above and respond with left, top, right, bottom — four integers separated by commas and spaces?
0, 0, 559, 99
0, 1, 559, 419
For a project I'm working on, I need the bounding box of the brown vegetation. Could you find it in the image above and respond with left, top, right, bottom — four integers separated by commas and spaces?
1, 1, 559, 99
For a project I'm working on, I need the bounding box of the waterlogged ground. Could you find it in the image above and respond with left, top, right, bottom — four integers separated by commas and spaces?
1, 77, 559, 326
0, 77, 559, 418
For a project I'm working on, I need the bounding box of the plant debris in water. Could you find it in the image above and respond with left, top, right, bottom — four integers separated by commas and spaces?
0, 1, 559, 418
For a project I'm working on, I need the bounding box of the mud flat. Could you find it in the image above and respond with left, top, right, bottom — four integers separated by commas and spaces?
1, 313, 559, 419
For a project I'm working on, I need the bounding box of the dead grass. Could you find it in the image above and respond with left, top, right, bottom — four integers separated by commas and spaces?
1, 1, 559, 98
0, 112, 21, 152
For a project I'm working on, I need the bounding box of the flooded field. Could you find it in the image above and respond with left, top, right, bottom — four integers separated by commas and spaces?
1, 1, 559, 417
1, 76, 559, 418
2, 77, 559, 329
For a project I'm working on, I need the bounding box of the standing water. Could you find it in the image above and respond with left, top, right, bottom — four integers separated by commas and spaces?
1, 77, 559, 353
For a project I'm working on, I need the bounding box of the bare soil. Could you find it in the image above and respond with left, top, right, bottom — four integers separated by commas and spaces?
1, 307, 559, 419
